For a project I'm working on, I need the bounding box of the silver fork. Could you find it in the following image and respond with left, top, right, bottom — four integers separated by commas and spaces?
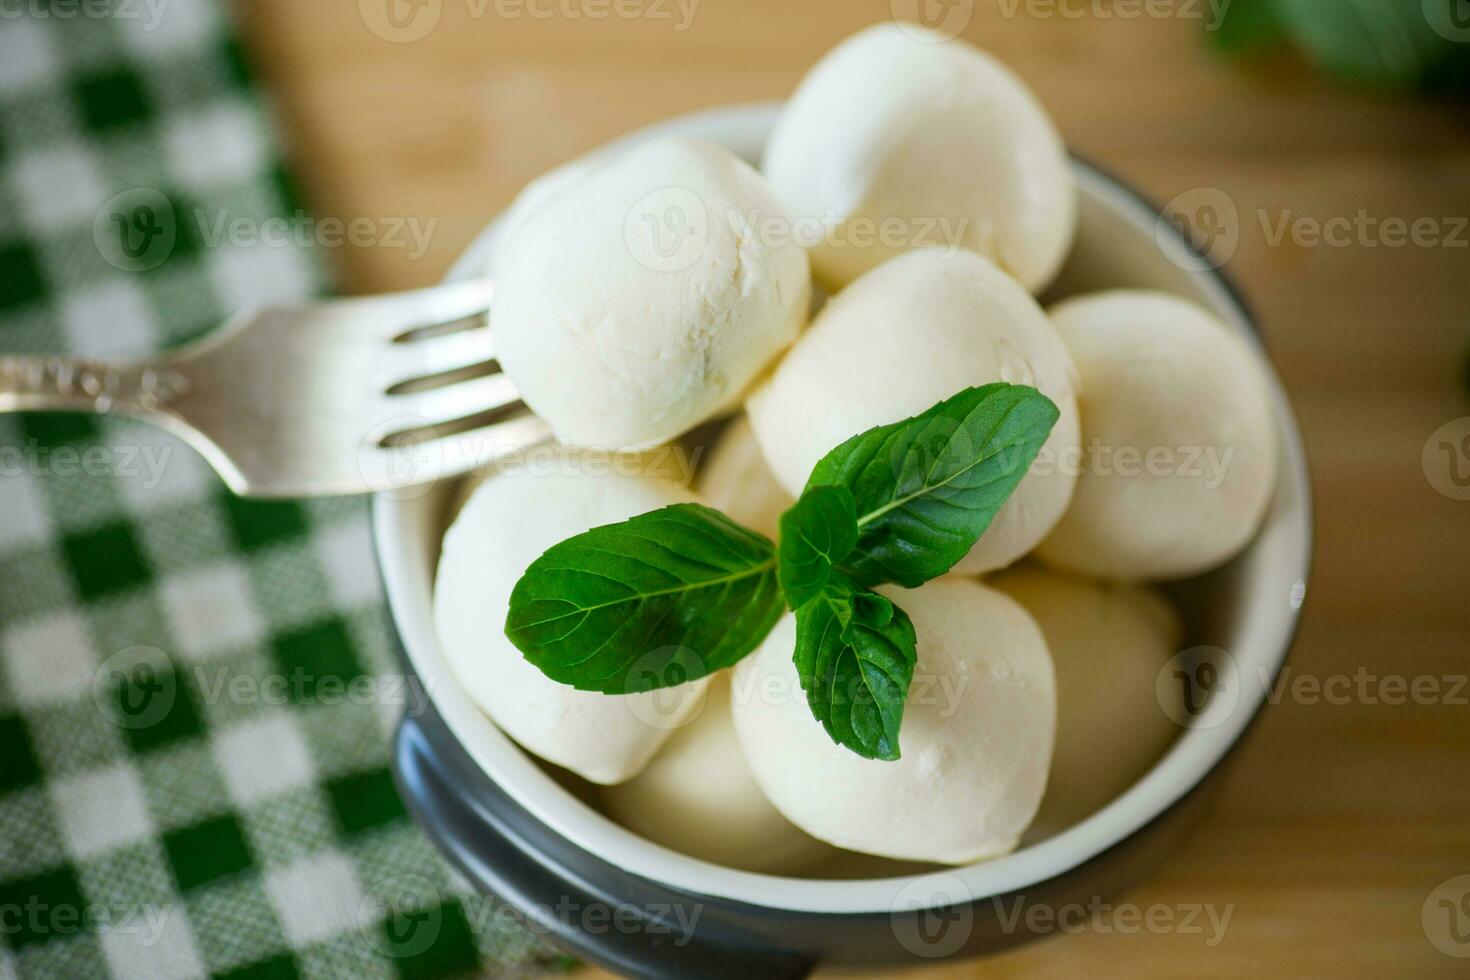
0, 279, 551, 497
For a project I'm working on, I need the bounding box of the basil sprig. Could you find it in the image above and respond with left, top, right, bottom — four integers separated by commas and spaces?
806, 383, 1060, 588
781, 383, 1056, 757
793, 579, 916, 761
776, 485, 858, 609
504, 504, 784, 693
504, 383, 1059, 758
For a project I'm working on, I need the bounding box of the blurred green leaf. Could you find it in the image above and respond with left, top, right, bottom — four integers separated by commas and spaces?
1211, 0, 1287, 53
1213, 0, 1470, 94
1274, 0, 1452, 88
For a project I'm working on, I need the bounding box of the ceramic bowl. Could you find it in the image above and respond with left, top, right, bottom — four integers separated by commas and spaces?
374, 102, 1313, 978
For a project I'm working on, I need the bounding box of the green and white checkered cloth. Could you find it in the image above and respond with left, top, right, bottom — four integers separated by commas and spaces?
0, 4, 565, 978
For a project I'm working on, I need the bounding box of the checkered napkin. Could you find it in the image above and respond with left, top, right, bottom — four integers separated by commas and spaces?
0, 5, 564, 978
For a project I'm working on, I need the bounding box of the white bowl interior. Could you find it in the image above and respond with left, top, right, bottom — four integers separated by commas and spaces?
373, 102, 1312, 915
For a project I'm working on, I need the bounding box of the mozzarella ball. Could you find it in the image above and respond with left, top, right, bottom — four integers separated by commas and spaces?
732, 579, 1055, 864
763, 22, 1075, 293
493, 138, 811, 451
446, 473, 482, 527
1035, 291, 1278, 581
695, 415, 793, 540
601, 672, 835, 874
445, 445, 696, 536
990, 564, 1183, 838
489, 155, 601, 269
434, 462, 709, 785
747, 249, 1081, 573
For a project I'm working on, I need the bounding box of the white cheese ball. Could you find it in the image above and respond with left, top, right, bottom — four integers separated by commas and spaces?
1035, 291, 1278, 581
445, 446, 695, 530
731, 579, 1056, 864
434, 462, 709, 785
747, 248, 1081, 574
601, 672, 835, 874
493, 138, 811, 451
763, 22, 1075, 293
695, 415, 793, 540
489, 155, 601, 270
990, 564, 1183, 839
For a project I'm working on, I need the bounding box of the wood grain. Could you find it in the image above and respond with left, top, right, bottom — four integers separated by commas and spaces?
235, 2, 1470, 976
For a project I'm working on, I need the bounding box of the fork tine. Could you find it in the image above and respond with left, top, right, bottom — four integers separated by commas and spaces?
381, 372, 522, 433
342, 278, 494, 340
397, 279, 495, 336
390, 312, 486, 344
383, 328, 497, 390
363, 410, 552, 492
428, 412, 554, 475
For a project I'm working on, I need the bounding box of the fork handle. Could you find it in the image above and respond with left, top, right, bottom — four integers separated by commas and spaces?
0, 356, 185, 416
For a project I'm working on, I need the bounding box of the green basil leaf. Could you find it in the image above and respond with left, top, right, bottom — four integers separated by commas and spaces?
806, 383, 1059, 588
793, 576, 917, 761
505, 503, 784, 693
777, 485, 859, 609
1272, 0, 1456, 89
1210, 0, 1287, 54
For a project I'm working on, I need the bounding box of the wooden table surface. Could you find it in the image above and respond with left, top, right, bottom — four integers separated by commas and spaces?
239, 2, 1470, 976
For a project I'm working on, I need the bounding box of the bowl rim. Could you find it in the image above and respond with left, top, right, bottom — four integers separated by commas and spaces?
373, 100, 1314, 916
